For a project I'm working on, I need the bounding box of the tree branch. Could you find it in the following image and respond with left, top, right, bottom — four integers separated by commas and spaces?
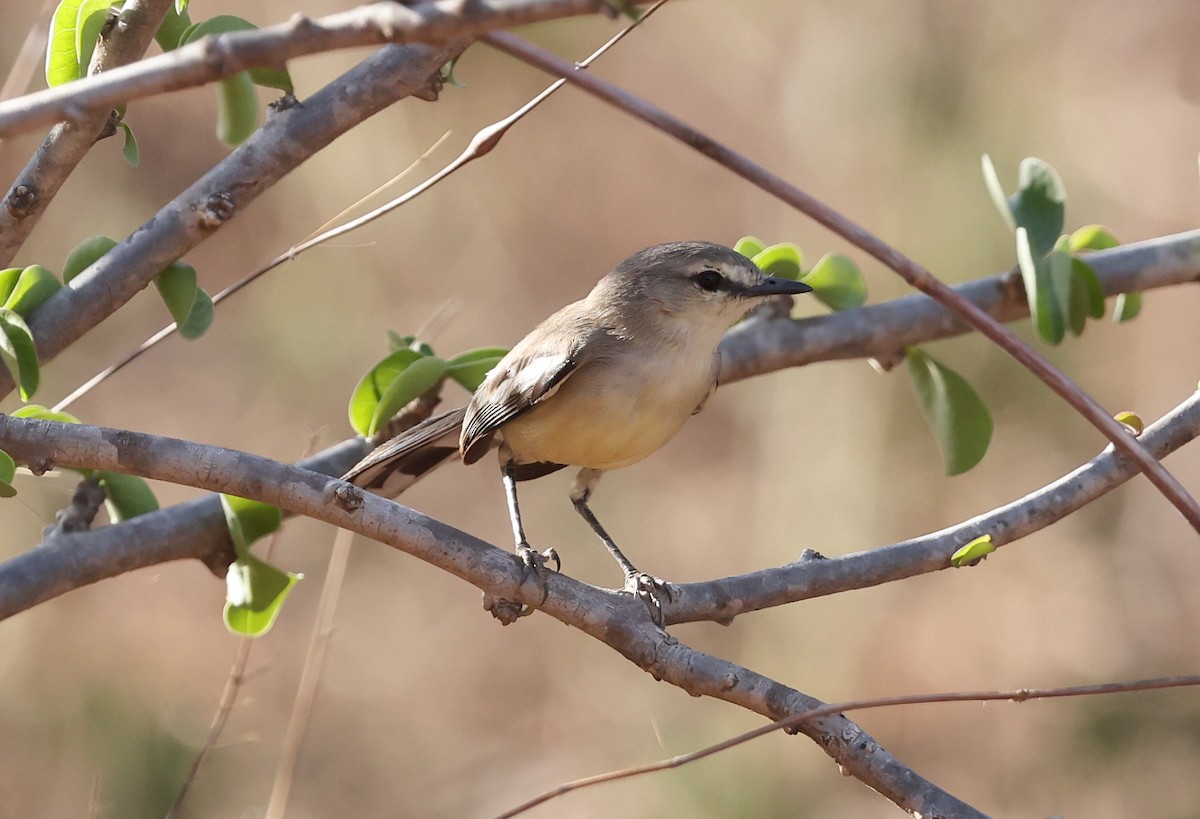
0, 0, 630, 139
483, 29, 1200, 536
0, 0, 172, 266
0, 40, 461, 399
0, 413, 983, 817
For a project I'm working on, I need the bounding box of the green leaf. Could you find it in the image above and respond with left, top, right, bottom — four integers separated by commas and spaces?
1071, 258, 1106, 320
980, 154, 1015, 230
178, 287, 213, 339
1112, 291, 1142, 323
223, 554, 301, 637
63, 235, 117, 283
751, 243, 804, 281
905, 347, 994, 476
153, 261, 198, 326
950, 534, 995, 568
3, 265, 62, 317
801, 253, 867, 311
75, 0, 114, 77
154, 4, 191, 51
119, 121, 139, 166
734, 236, 766, 259
1016, 228, 1065, 345
348, 349, 422, 436
0, 308, 40, 400
178, 15, 290, 131
98, 471, 159, 521
11, 403, 80, 424
1114, 411, 1144, 435
439, 56, 465, 89
387, 331, 435, 357
445, 347, 508, 392
248, 65, 293, 93
1068, 224, 1119, 252
220, 494, 283, 556
1008, 157, 1065, 256
367, 355, 447, 438
46, 0, 86, 86
0, 449, 17, 498
214, 71, 259, 146
0, 268, 22, 305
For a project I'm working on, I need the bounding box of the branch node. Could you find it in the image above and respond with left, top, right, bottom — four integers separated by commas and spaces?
413, 69, 445, 103
331, 482, 363, 512
5, 184, 38, 218
196, 192, 236, 230
483, 593, 526, 625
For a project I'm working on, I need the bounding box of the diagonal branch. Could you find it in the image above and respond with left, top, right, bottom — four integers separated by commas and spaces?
0, 0, 172, 266
671, 389, 1200, 623
0, 0, 634, 139
0, 40, 461, 400
0, 413, 983, 816
482, 30, 1200, 535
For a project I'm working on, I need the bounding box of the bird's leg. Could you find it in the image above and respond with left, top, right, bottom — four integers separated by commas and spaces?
501, 458, 559, 607
570, 468, 673, 625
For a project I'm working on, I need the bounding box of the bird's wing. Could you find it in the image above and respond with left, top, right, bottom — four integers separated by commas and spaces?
460, 321, 601, 465
342, 406, 466, 497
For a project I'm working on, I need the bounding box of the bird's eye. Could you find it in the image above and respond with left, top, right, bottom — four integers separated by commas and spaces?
694, 269, 723, 292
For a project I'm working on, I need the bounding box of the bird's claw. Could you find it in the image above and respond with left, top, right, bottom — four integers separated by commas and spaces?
514, 543, 560, 612
622, 571, 674, 626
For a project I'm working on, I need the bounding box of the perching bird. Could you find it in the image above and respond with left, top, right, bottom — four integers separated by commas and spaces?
343, 242, 812, 620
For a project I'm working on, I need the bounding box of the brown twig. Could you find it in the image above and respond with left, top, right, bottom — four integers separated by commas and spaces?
482, 30, 1200, 534
499, 674, 1200, 818
264, 527, 354, 819
50, 1, 668, 412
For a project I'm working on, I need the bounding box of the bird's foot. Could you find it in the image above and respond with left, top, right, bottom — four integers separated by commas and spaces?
484, 544, 561, 624
515, 542, 560, 611
622, 571, 674, 626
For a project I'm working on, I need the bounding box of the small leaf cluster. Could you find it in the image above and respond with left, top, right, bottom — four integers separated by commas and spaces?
349, 334, 508, 438
734, 237, 868, 312
983, 156, 1135, 343
45, 2, 293, 150
733, 236, 992, 476
0, 404, 158, 520
69, 235, 215, 341
220, 494, 298, 637
0, 237, 210, 405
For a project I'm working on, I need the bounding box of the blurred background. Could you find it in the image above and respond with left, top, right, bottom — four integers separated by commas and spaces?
2, 0, 1200, 816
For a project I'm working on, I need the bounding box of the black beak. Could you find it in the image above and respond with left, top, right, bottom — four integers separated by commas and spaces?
745, 276, 813, 297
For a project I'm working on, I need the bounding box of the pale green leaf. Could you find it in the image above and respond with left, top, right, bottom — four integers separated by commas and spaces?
950, 534, 995, 567
368, 355, 447, 438
802, 253, 867, 311
905, 347, 994, 476
445, 346, 507, 392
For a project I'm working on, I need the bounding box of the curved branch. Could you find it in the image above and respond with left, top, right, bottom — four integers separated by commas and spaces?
0, 414, 981, 816
483, 30, 1200, 535
0, 0, 629, 139
671, 390, 1200, 623
0, 0, 172, 266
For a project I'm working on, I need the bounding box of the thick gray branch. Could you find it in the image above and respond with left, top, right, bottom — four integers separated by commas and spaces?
0, 414, 982, 816
0, 0, 626, 139
671, 390, 1200, 623
720, 230, 1200, 383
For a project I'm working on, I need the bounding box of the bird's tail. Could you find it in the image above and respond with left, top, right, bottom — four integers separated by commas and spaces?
342, 406, 467, 497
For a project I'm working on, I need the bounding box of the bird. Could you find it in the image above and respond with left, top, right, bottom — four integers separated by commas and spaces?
343, 241, 813, 621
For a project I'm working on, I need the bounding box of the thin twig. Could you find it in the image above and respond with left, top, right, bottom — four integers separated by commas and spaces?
265, 526, 355, 819
483, 30, 1200, 534
499, 674, 1200, 818
166, 431, 317, 819
50, 1, 668, 413
0, 0, 636, 138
